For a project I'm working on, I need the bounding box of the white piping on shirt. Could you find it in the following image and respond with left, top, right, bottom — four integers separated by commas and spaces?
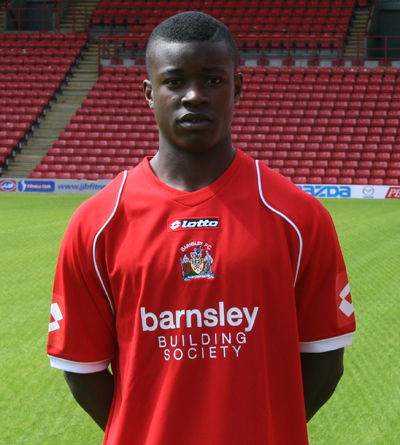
92, 170, 128, 315
255, 160, 303, 287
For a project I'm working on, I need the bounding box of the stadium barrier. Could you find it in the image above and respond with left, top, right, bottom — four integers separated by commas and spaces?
0, 177, 399, 199
5, 0, 90, 34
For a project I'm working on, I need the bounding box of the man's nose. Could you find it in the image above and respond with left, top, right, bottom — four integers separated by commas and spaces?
182, 82, 209, 106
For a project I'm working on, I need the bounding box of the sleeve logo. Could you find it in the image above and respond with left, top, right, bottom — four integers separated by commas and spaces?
339, 283, 354, 317
336, 272, 355, 327
49, 302, 64, 332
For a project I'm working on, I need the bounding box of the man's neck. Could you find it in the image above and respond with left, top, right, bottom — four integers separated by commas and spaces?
149, 143, 236, 192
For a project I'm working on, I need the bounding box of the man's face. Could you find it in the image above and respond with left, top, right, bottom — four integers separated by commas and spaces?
144, 39, 243, 154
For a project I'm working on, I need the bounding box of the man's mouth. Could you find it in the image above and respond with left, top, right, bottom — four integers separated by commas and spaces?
179, 113, 212, 123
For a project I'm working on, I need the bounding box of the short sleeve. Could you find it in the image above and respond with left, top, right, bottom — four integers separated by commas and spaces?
295, 204, 356, 353
47, 203, 117, 373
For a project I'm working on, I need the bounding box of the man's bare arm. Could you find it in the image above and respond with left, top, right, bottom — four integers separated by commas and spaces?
64, 369, 115, 431
300, 348, 345, 422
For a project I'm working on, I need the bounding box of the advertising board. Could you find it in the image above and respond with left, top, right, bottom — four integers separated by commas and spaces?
1, 178, 399, 199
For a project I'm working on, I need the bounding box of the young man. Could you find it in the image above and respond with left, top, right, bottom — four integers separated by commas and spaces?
47, 11, 356, 444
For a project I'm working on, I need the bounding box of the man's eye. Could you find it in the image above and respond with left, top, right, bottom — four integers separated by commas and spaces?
206, 78, 222, 85
165, 79, 183, 86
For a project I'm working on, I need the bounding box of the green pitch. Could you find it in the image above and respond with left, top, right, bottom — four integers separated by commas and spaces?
0, 194, 399, 444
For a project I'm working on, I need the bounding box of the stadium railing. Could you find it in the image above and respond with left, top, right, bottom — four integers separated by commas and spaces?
4, 0, 90, 34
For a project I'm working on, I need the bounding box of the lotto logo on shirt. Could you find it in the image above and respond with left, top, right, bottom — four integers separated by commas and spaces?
168, 217, 220, 232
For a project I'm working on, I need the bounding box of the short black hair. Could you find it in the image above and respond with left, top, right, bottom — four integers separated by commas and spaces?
145, 11, 238, 77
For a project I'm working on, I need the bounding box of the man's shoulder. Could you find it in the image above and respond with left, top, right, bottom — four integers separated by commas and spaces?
68, 170, 133, 237
256, 161, 329, 227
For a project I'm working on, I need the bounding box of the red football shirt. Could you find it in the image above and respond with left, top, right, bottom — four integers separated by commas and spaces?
48, 149, 355, 444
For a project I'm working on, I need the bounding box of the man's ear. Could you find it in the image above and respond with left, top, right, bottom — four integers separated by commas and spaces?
143, 79, 154, 109
234, 72, 243, 104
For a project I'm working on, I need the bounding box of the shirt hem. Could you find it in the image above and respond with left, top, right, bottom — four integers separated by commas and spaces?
299, 332, 354, 353
48, 355, 112, 373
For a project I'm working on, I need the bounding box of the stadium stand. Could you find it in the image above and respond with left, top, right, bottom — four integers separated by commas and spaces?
0, 30, 87, 175
33, 63, 400, 185
0, 0, 398, 186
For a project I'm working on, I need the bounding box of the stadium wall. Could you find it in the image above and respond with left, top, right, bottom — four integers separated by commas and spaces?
1, 178, 399, 199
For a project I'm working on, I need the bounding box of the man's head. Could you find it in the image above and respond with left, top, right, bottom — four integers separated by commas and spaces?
146, 11, 238, 78
143, 12, 242, 155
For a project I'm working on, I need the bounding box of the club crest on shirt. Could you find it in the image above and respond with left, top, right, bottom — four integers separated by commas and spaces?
180, 241, 215, 281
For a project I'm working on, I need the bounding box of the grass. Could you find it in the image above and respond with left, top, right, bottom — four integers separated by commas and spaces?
0, 194, 399, 444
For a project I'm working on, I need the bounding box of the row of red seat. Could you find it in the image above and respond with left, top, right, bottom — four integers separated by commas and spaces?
0, 130, 25, 139
0, 74, 65, 82
230, 24, 347, 33
0, 106, 43, 115
65, 123, 156, 132
0, 48, 82, 57
43, 148, 400, 171
71, 114, 152, 124
236, 99, 400, 108
0, 82, 61, 91
0, 56, 76, 65
0, 48, 82, 61
101, 12, 352, 22
48, 147, 148, 156
0, 90, 55, 100
234, 126, 400, 135
96, 0, 357, 9
98, 66, 398, 76
0, 98, 48, 107
240, 148, 400, 158
0, 40, 86, 49
76, 107, 155, 118
87, 91, 144, 101
0, 122, 32, 131
234, 107, 400, 116
96, 0, 357, 10
60, 123, 400, 139
39, 158, 143, 167
0, 114, 38, 123
93, 78, 400, 91
29, 172, 116, 180
240, 92, 400, 101
71, 107, 400, 121
53, 139, 158, 149
0, 32, 88, 41
67, 116, 400, 129
269, 167, 400, 177
93, 7, 354, 21
0, 65, 70, 75
244, 85, 400, 94
234, 114, 400, 123
241, 75, 400, 85
42, 145, 400, 160
248, 66, 399, 75
232, 137, 400, 146
126, 23, 346, 34
57, 132, 158, 142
